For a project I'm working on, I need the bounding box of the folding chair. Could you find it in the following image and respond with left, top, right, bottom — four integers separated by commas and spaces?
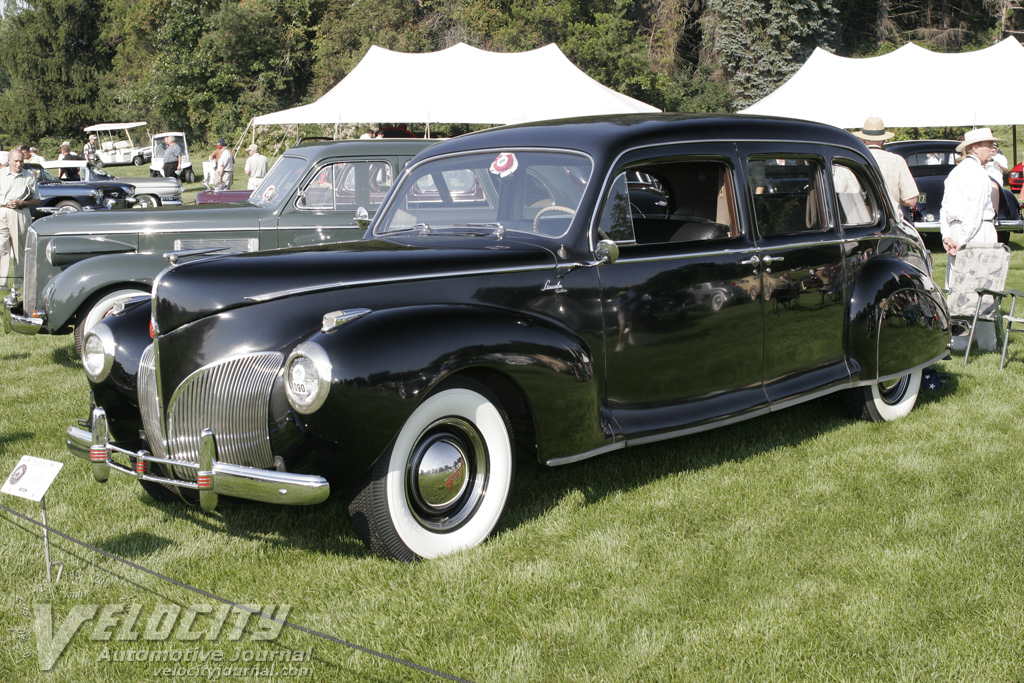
998, 288, 1024, 369
944, 242, 1012, 367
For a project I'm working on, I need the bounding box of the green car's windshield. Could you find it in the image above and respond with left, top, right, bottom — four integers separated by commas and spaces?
247, 156, 305, 209
376, 150, 592, 239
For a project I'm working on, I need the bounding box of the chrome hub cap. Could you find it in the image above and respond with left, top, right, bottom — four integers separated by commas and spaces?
406, 417, 487, 531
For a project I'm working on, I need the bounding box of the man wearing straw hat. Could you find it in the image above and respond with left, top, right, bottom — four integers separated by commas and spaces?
853, 116, 918, 214
939, 127, 1000, 283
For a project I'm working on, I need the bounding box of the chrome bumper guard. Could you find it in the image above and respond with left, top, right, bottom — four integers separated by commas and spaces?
67, 407, 330, 511
2, 290, 44, 335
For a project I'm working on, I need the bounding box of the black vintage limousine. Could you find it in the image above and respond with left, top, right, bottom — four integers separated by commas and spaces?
68, 114, 951, 561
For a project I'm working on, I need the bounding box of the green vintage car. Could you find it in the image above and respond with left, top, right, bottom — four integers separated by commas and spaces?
2, 138, 435, 350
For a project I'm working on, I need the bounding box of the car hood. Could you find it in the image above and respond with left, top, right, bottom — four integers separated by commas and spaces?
29, 203, 262, 237
152, 236, 560, 333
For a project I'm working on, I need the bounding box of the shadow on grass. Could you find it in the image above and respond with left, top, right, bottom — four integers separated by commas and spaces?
0, 431, 35, 455
92, 529, 175, 559
50, 341, 80, 369
2, 351, 30, 361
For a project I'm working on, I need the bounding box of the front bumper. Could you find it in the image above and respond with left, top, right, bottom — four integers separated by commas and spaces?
2, 289, 43, 335
67, 407, 330, 511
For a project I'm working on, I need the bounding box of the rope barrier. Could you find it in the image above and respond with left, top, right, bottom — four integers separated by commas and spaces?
0, 501, 475, 683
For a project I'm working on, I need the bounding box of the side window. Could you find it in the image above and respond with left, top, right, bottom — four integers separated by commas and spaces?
599, 159, 738, 246
749, 157, 826, 236
300, 161, 392, 211
831, 161, 879, 227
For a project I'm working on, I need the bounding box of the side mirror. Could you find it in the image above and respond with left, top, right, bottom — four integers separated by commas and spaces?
355, 206, 370, 231
595, 239, 619, 265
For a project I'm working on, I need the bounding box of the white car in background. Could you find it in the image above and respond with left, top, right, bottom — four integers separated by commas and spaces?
43, 159, 183, 208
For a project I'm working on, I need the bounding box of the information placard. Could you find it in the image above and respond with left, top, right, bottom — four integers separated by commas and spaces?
2, 456, 63, 502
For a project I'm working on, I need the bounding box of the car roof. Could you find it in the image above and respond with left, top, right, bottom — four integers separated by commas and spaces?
43, 160, 89, 168
415, 113, 871, 164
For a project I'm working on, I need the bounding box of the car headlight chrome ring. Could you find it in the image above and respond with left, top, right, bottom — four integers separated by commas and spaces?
284, 342, 332, 414
82, 324, 116, 382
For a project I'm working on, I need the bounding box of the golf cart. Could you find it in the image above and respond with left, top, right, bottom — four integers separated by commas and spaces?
149, 132, 196, 183
83, 122, 152, 166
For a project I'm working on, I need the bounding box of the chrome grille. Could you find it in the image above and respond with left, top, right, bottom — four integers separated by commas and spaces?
138, 344, 283, 475
23, 229, 38, 311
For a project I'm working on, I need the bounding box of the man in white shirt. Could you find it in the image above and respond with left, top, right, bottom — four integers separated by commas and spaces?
940, 127, 1000, 285
243, 144, 269, 190
0, 149, 41, 287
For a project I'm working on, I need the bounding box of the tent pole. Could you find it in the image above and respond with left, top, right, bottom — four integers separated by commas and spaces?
1014, 125, 1018, 181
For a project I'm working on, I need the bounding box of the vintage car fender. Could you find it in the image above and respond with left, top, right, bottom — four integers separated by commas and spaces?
40, 252, 166, 333
846, 255, 950, 381
293, 303, 609, 474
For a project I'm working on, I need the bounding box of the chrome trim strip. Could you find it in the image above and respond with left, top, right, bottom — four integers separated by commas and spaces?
245, 263, 556, 303
544, 441, 624, 467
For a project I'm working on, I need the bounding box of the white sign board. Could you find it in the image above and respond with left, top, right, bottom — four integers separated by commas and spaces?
2, 456, 63, 502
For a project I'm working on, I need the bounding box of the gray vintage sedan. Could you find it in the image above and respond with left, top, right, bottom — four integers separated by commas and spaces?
3, 138, 435, 349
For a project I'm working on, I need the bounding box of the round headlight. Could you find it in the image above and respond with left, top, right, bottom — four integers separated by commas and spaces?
284, 342, 331, 414
82, 324, 115, 382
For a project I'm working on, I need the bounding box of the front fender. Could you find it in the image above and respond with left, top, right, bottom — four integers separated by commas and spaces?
41, 252, 168, 333
847, 256, 950, 380
298, 304, 605, 475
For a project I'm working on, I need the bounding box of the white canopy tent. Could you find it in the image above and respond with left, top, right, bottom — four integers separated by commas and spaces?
250, 42, 659, 132
740, 37, 1024, 129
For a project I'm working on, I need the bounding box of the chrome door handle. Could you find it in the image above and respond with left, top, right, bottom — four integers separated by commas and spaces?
739, 256, 760, 266
762, 255, 785, 264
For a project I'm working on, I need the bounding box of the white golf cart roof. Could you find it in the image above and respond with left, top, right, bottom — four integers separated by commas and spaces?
84, 122, 148, 132
154, 132, 186, 137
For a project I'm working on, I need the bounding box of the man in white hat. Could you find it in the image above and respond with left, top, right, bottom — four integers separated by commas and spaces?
853, 116, 918, 215
939, 127, 1000, 277
243, 143, 268, 190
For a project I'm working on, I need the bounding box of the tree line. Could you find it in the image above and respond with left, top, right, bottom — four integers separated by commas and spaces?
0, 0, 1019, 155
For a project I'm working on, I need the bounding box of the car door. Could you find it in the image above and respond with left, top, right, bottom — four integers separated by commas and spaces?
741, 145, 851, 407
276, 156, 401, 248
596, 145, 769, 438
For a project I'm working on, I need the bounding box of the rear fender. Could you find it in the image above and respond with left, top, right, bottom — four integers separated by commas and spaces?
297, 304, 606, 475
41, 253, 167, 333
847, 256, 950, 380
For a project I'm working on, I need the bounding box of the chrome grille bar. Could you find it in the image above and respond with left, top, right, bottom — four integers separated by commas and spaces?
23, 229, 38, 310
166, 352, 282, 470
137, 344, 283, 474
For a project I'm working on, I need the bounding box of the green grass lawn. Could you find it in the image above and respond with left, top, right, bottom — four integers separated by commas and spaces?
2, 239, 1024, 682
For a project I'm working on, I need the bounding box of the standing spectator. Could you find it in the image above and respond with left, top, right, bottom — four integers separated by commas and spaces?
985, 141, 1009, 211
940, 127, 1000, 285
161, 134, 183, 179
213, 138, 234, 189
853, 116, 918, 214
27, 147, 44, 163
243, 144, 268, 190
56, 140, 75, 160
83, 134, 102, 166
0, 148, 41, 287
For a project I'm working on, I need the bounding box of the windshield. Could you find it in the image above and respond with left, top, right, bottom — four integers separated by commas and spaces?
88, 165, 116, 180
376, 150, 592, 238
247, 155, 306, 209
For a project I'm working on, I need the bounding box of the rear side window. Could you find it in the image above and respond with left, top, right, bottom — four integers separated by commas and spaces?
748, 157, 826, 236
599, 159, 738, 245
831, 161, 879, 227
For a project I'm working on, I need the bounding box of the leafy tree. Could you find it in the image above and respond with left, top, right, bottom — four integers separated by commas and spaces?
0, 0, 112, 143
702, 0, 840, 110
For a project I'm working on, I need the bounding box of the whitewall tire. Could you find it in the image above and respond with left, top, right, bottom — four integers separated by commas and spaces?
349, 379, 514, 561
